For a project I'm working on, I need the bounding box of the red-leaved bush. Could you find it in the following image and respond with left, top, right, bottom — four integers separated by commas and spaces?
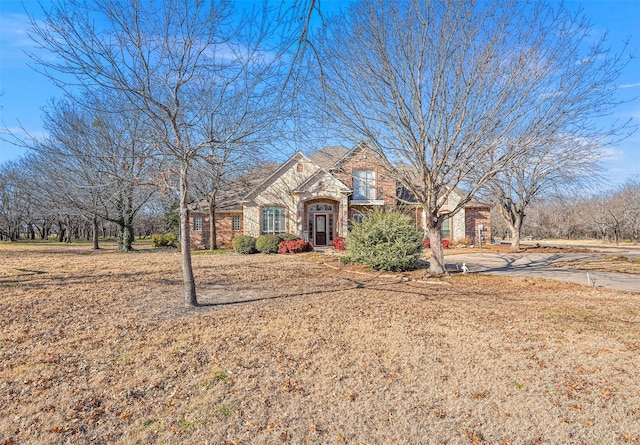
332, 236, 346, 251
278, 239, 313, 254
422, 239, 450, 249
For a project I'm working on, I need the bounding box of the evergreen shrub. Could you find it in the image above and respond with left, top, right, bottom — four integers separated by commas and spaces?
152, 232, 177, 248
232, 235, 257, 254
346, 209, 422, 271
255, 235, 282, 254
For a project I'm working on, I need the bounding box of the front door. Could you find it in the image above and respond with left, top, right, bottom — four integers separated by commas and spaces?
315, 214, 327, 246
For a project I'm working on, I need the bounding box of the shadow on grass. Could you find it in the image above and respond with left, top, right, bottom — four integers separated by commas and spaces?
193, 275, 458, 309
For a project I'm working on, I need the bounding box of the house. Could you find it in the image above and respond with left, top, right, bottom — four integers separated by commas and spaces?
189, 143, 491, 248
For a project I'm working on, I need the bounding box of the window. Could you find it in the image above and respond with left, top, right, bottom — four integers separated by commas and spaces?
309, 204, 333, 212
441, 218, 451, 239
328, 214, 334, 241
232, 215, 240, 232
353, 170, 376, 200
261, 206, 286, 235
193, 215, 203, 232
353, 213, 364, 224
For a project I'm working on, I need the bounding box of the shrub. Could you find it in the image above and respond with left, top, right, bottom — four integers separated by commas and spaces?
332, 236, 346, 251
279, 233, 300, 241
232, 235, 257, 254
278, 239, 313, 254
422, 238, 450, 249
255, 235, 282, 254
152, 232, 176, 248
346, 209, 422, 271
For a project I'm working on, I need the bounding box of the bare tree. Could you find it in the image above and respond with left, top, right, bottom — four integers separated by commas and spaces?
484, 136, 605, 250
619, 178, 640, 243
25, 94, 159, 251
190, 150, 249, 251
310, 0, 632, 274
0, 160, 28, 241
28, 0, 303, 306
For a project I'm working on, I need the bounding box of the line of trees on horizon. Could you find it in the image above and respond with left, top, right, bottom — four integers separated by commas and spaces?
0, 0, 636, 306
498, 177, 640, 245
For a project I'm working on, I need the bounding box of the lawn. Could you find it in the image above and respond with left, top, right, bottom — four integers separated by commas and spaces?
1, 243, 639, 444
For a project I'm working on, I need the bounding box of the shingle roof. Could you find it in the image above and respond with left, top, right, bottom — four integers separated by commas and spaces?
309, 146, 350, 169
190, 162, 279, 212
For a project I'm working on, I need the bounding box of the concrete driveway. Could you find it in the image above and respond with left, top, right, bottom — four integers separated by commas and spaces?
445, 252, 640, 293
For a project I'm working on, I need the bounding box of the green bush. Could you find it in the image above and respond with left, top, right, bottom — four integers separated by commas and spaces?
346, 209, 422, 271
279, 233, 300, 241
232, 235, 257, 254
255, 235, 282, 254
152, 232, 177, 248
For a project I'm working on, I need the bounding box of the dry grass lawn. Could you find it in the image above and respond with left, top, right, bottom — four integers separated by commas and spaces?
551, 256, 640, 275
1, 242, 639, 444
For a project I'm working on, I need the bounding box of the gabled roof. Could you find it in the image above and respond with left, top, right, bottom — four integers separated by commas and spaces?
190, 162, 279, 212
309, 145, 350, 169
240, 152, 312, 202
293, 167, 352, 194
330, 141, 392, 171
397, 182, 491, 208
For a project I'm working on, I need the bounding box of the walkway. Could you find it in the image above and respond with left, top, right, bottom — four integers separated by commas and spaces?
445, 252, 640, 293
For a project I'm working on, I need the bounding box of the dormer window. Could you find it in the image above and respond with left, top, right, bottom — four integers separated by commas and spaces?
353, 170, 376, 200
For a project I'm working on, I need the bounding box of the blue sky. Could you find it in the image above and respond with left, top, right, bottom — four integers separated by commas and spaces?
1, 0, 639, 188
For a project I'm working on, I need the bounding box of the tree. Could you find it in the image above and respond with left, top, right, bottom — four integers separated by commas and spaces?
310, 0, 632, 274
28, 0, 303, 306
484, 136, 605, 250
0, 160, 28, 241
28, 94, 159, 251
618, 178, 640, 243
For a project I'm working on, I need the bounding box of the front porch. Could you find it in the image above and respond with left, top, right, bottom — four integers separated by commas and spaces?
300, 199, 345, 247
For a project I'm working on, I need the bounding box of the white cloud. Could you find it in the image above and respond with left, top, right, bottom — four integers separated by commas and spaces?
0, 13, 40, 65
602, 146, 623, 160
619, 82, 640, 89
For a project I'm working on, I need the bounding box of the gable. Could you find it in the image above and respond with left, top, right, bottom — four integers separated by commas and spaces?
241, 152, 321, 205
309, 145, 350, 169
294, 168, 351, 196
331, 142, 391, 172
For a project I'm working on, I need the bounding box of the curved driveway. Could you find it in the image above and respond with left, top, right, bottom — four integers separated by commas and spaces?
445, 252, 640, 293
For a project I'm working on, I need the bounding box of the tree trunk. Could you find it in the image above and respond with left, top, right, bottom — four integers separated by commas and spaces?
508, 210, 526, 251
92, 214, 100, 250
509, 224, 521, 251
428, 226, 446, 275
58, 222, 65, 242
65, 215, 72, 243
180, 167, 198, 307
208, 197, 217, 251
116, 220, 125, 251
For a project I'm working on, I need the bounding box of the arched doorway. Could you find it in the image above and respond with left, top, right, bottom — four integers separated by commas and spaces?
306, 200, 338, 247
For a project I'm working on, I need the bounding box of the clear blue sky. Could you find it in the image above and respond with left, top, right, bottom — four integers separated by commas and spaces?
1, 0, 639, 188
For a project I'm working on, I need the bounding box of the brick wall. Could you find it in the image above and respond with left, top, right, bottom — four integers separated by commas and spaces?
464, 207, 491, 244
190, 211, 242, 249
332, 145, 396, 206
